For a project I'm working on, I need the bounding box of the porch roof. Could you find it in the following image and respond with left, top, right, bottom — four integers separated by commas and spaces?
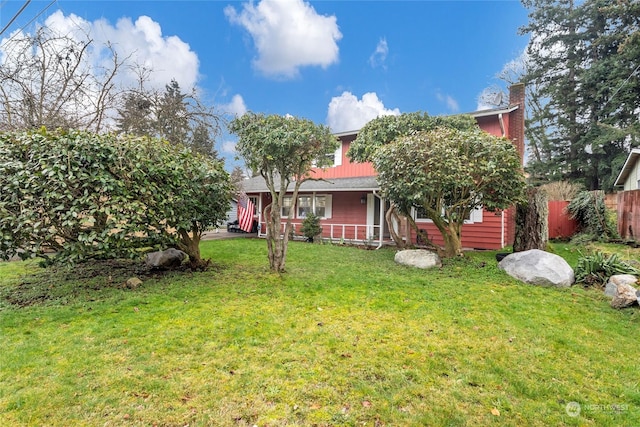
242, 175, 380, 193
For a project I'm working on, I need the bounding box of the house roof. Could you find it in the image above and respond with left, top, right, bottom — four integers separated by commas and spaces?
242, 175, 380, 193
614, 148, 640, 187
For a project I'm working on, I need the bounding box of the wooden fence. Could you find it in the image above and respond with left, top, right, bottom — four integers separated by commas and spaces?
548, 200, 579, 239
617, 190, 640, 242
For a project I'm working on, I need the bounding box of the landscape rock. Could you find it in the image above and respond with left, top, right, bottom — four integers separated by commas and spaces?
498, 249, 574, 287
125, 277, 143, 289
145, 248, 187, 269
395, 249, 441, 269
610, 282, 639, 309
604, 274, 638, 298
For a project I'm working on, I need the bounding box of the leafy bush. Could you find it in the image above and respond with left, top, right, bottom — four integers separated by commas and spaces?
574, 251, 640, 286
300, 212, 322, 242
567, 190, 618, 242
0, 128, 231, 267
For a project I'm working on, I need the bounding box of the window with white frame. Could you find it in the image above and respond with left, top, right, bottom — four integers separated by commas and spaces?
297, 195, 313, 218
296, 194, 332, 219
281, 196, 293, 217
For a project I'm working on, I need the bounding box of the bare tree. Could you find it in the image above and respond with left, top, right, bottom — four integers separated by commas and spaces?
0, 26, 126, 131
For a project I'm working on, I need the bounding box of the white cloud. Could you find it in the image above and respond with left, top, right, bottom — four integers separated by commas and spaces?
220, 94, 248, 117
41, 10, 200, 90
225, 0, 342, 78
326, 91, 400, 133
436, 92, 459, 113
221, 140, 237, 154
369, 38, 388, 69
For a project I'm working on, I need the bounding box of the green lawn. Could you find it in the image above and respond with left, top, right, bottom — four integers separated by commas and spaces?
1, 239, 639, 426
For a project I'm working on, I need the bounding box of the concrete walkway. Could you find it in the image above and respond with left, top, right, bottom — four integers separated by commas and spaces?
201, 230, 258, 240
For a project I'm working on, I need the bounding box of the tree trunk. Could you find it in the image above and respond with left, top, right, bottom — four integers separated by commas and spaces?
179, 226, 209, 270
513, 187, 548, 252
386, 204, 408, 249
264, 203, 288, 273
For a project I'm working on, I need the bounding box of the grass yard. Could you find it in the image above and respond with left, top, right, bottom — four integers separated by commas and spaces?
1, 239, 639, 426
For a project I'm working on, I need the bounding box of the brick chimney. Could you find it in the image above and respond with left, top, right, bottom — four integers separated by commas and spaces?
509, 83, 526, 163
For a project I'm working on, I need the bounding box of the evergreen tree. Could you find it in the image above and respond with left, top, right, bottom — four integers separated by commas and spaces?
156, 79, 189, 146
116, 92, 153, 136
520, 0, 640, 190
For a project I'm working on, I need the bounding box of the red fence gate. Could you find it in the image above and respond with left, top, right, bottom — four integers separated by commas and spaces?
617, 190, 640, 242
548, 200, 579, 239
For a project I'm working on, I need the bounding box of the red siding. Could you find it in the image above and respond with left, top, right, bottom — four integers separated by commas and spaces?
410, 210, 507, 250
311, 138, 376, 179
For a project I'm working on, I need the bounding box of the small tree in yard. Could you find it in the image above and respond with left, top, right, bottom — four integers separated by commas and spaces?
0, 128, 231, 268
373, 126, 526, 257
300, 212, 322, 243
229, 113, 338, 272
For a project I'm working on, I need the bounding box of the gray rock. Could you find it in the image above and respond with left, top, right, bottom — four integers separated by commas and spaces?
145, 248, 187, 269
604, 274, 638, 298
611, 282, 639, 309
125, 277, 143, 289
498, 249, 574, 287
394, 249, 442, 269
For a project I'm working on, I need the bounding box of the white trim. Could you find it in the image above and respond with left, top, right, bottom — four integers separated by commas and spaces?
414, 205, 484, 224
333, 142, 343, 166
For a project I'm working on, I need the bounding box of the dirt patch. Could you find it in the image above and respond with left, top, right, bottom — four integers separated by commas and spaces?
1, 259, 216, 308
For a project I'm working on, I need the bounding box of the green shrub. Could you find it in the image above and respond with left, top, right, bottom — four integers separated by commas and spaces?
574, 251, 640, 287
567, 190, 618, 242
300, 212, 322, 242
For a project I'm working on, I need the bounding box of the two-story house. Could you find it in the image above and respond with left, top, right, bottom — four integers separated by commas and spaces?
242, 83, 525, 250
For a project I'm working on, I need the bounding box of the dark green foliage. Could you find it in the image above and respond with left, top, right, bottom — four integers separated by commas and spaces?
574, 251, 640, 286
567, 190, 618, 241
300, 212, 322, 242
521, 0, 640, 190
0, 128, 231, 266
229, 113, 338, 272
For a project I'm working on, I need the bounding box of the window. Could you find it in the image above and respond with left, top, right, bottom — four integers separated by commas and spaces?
414, 205, 483, 224
314, 195, 328, 218
295, 194, 332, 219
281, 196, 293, 217
297, 195, 313, 218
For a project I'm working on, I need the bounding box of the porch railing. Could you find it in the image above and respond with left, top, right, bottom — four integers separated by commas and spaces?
257, 221, 390, 246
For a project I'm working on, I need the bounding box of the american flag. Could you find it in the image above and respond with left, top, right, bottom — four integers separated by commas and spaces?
238, 194, 255, 233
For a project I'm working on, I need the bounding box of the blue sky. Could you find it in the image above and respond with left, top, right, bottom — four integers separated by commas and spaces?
1, 0, 530, 169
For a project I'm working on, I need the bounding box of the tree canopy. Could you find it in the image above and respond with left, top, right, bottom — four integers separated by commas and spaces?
0, 128, 231, 268
229, 113, 338, 272
520, 0, 640, 190
348, 112, 525, 257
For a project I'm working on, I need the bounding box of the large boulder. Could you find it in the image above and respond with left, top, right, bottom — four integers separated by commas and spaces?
145, 248, 187, 269
604, 274, 638, 298
395, 249, 441, 269
498, 249, 574, 287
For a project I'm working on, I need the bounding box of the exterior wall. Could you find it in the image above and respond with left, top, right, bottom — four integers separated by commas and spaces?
623, 159, 640, 191
410, 209, 509, 250
311, 135, 377, 179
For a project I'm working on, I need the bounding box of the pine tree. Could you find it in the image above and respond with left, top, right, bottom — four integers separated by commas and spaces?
155, 79, 189, 146
520, 0, 640, 190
